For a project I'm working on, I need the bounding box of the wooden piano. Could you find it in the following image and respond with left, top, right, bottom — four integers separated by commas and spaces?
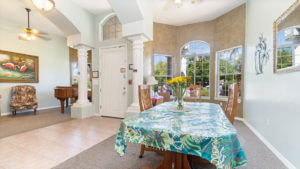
54, 86, 92, 113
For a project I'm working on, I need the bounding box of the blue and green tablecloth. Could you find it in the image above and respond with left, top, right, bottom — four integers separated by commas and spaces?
115, 102, 247, 169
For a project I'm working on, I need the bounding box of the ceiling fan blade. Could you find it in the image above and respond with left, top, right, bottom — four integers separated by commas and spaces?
0, 26, 10, 32
37, 35, 51, 41
0, 25, 21, 32
38, 31, 49, 36
18, 35, 29, 41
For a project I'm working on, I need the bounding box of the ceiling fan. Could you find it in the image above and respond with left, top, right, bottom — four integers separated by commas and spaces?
18, 8, 51, 41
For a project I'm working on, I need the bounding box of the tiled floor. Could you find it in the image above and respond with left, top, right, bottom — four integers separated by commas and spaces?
0, 117, 121, 169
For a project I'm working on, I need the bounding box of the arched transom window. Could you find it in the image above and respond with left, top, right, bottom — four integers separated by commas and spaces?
181, 41, 210, 97
102, 16, 122, 40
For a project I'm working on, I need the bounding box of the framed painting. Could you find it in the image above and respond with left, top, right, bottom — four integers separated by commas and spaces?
0, 50, 39, 83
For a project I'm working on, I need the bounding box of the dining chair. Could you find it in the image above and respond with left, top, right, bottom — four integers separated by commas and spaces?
138, 85, 165, 158
138, 85, 153, 112
225, 83, 239, 125
184, 84, 202, 102
157, 91, 171, 102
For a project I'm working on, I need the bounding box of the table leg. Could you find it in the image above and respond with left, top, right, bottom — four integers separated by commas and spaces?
182, 154, 191, 169
59, 99, 65, 114
156, 151, 191, 169
157, 151, 172, 169
66, 98, 69, 107
175, 152, 182, 169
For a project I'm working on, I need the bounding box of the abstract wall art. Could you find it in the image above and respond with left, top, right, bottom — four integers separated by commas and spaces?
255, 34, 270, 75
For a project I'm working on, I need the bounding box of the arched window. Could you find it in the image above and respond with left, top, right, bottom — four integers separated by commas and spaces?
102, 15, 122, 40
180, 41, 210, 97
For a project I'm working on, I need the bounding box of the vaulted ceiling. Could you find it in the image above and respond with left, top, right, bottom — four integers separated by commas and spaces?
72, 0, 247, 26
0, 0, 247, 38
152, 0, 247, 26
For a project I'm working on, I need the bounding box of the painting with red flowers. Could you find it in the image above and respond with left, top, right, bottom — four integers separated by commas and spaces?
0, 50, 39, 83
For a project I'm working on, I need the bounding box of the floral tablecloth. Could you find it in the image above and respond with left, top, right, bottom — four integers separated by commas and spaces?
115, 102, 247, 169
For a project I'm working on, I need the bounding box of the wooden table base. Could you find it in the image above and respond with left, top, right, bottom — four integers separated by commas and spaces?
156, 151, 191, 169
59, 99, 65, 114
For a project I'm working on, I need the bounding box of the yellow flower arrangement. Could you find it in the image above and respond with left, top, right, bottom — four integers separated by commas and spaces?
167, 76, 191, 85
167, 76, 192, 110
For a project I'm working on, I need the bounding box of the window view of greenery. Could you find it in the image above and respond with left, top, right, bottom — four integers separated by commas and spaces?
181, 41, 210, 97
276, 30, 300, 70
217, 47, 242, 99
277, 47, 293, 69
153, 54, 173, 86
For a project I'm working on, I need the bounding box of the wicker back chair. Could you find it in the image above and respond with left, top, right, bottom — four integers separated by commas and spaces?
138, 85, 165, 158
225, 84, 239, 124
138, 85, 153, 112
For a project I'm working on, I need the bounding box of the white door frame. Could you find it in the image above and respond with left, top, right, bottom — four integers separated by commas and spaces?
99, 43, 128, 117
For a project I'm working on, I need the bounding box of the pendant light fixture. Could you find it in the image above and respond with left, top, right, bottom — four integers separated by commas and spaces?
31, 0, 55, 12
19, 8, 38, 41
174, 0, 182, 7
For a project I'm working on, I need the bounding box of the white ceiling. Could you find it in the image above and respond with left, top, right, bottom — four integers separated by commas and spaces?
0, 0, 65, 37
71, 0, 112, 15
0, 0, 247, 38
153, 0, 247, 26
71, 0, 247, 26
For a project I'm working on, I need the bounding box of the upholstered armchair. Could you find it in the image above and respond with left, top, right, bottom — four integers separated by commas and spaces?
10, 85, 38, 116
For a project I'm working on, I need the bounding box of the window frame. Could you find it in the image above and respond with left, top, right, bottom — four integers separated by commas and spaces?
153, 54, 174, 85
180, 40, 211, 99
215, 45, 243, 101
181, 54, 211, 99
277, 43, 299, 70
100, 14, 122, 41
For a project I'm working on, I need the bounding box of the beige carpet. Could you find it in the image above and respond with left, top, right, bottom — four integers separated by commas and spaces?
54, 121, 287, 169
0, 107, 72, 139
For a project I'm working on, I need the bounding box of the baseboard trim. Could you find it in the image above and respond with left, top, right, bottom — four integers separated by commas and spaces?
234, 117, 244, 122
38, 106, 60, 111
235, 117, 296, 169
1, 106, 60, 116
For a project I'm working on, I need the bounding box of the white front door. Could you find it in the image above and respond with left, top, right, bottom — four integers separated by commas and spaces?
100, 45, 127, 118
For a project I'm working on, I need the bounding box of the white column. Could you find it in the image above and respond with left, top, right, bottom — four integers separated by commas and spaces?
71, 44, 93, 119
127, 35, 145, 114
75, 46, 90, 105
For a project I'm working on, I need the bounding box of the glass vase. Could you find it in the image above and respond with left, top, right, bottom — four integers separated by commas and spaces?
177, 95, 184, 110
175, 86, 185, 110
